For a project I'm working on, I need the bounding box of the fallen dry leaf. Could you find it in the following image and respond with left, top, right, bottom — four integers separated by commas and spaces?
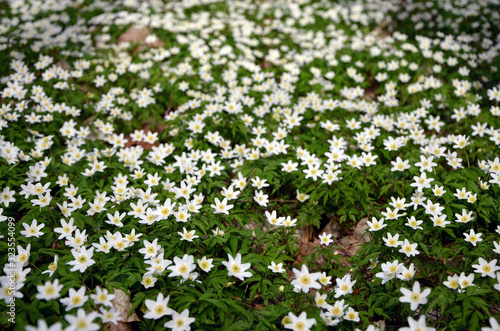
335, 218, 370, 256
117, 25, 164, 48
111, 289, 139, 323
108, 321, 134, 331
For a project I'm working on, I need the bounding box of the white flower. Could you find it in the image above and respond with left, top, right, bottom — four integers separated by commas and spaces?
167, 255, 196, 280
375, 260, 403, 285
367, 217, 387, 232
139, 239, 161, 259
455, 209, 474, 223
410, 172, 434, 192
268, 261, 285, 273
281, 160, 299, 172
291, 265, 321, 293
284, 312, 316, 331
472, 258, 500, 278
405, 216, 423, 230
222, 253, 252, 281
41, 255, 59, 277
391, 157, 410, 172
60, 287, 88, 310
106, 211, 126, 227
16, 244, 30, 267
20, 219, 45, 238
482, 317, 500, 331
67, 247, 95, 273
164, 309, 195, 331
99, 307, 122, 325
443, 274, 459, 290
26, 320, 62, 331
314, 292, 328, 308
383, 233, 402, 248
211, 197, 233, 215
36, 279, 63, 301
494, 273, 500, 292
144, 293, 173, 319
253, 190, 269, 207
327, 299, 348, 319
334, 273, 356, 298
198, 256, 214, 272
178, 227, 199, 242
0, 187, 16, 207
399, 281, 431, 311
65, 308, 99, 331
317, 272, 331, 286
464, 229, 483, 247
458, 272, 474, 291
399, 239, 420, 257
212, 227, 225, 237
141, 274, 158, 289
296, 190, 309, 202
397, 263, 416, 281
318, 232, 333, 245
399, 315, 436, 331
344, 307, 360, 322
90, 287, 115, 307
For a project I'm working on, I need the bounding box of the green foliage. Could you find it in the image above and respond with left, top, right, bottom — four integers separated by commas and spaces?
0, 0, 499, 330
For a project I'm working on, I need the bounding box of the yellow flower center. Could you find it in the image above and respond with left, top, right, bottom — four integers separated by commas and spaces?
301, 275, 311, 285
76, 319, 87, 329
45, 285, 55, 295
155, 305, 165, 315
